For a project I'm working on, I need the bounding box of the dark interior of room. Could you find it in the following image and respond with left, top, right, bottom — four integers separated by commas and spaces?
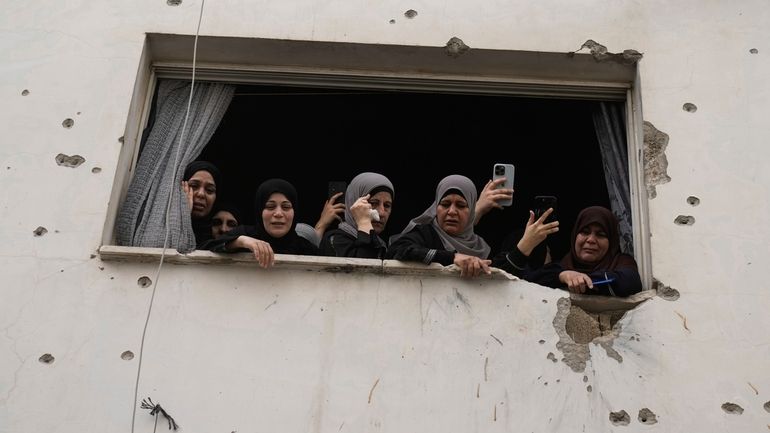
198, 84, 613, 259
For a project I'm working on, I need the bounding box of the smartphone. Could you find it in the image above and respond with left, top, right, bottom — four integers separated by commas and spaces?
533, 195, 558, 223
328, 181, 347, 205
492, 163, 515, 207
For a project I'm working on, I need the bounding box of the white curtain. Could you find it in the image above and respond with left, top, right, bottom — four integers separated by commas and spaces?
116, 80, 235, 252
593, 101, 633, 255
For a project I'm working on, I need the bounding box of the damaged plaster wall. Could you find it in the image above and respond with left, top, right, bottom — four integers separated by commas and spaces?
1, 0, 770, 432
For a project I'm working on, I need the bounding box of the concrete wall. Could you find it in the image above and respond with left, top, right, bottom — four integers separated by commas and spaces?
1, 1, 769, 432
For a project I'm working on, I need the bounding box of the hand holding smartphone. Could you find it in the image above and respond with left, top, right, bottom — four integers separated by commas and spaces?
328, 181, 347, 205
533, 195, 558, 223
492, 163, 515, 207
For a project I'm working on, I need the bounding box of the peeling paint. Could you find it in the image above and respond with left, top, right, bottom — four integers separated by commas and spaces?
570, 40, 643, 65
642, 121, 671, 199
55, 153, 85, 168
445, 37, 469, 58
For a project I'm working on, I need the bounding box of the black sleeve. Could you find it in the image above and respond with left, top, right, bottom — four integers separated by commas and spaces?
491, 246, 530, 276
320, 229, 386, 259
385, 225, 455, 266
199, 226, 251, 252
294, 237, 321, 256
514, 260, 642, 298
585, 267, 642, 297
520, 262, 564, 288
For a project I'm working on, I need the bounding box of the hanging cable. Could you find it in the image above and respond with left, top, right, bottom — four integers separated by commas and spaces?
130, 1, 206, 431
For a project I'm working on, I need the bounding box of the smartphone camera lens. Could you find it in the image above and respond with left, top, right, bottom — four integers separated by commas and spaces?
495, 166, 505, 175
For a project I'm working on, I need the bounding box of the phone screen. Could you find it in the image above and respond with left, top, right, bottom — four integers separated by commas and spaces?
328, 181, 347, 205
533, 196, 557, 223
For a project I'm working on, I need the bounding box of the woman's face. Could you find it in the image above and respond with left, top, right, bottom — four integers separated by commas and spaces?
436, 193, 470, 236
368, 191, 393, 235
189, 170, 217, 218
211, 210, 238, 239
574, 222, 610, 264
262, 192, 294, 238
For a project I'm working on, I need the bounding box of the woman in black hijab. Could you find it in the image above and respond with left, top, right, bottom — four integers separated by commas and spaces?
205, 178, 319, 267
182, 161, 221, 248
508, 206, 642, 297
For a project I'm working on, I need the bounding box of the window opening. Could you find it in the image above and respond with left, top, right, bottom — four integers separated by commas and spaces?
197, 82, 614, 259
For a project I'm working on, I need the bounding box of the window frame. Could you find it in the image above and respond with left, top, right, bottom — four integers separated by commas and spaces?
101, 33, 651, 289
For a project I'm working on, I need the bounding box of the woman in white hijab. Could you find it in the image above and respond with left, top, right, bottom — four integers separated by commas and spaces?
387, 174, 493, 277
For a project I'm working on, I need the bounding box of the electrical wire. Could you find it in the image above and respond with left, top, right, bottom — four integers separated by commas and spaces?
130, 1, 206, 431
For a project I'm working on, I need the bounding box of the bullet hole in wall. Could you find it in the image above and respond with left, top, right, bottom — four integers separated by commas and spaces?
62, 118, 74, 128
674, 215, 695, 226
609, 410, 630, 426
586, 385, 592, 392
546, 352, 557, 363
551, 296, 644, 372
750, 48, 758, 54
686, 196, 700, 206
55, 153, 85, 168
764, 400, 770, 413
682, 102, 697, 113
167, 0, 182, 5
638, 408, 657, 424
121, 350, 135, 360
138, 276, 152, 288
538, 339, 545, 344
721, 402, 744, 415
21, 89, 29, 96
39, 353, 55, 364
652, 278, 680, 301
118, 136, 124, 143
445, 37, 470, 58
389, 19, 395, 24
33, 226, 48, 236
92, 167, 102, 174
404, 9, 418, 18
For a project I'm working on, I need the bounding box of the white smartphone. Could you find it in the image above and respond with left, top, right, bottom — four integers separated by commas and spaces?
492, 163, 515, 207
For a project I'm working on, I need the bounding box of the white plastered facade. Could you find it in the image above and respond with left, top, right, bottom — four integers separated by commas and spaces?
1, 1, 769, 432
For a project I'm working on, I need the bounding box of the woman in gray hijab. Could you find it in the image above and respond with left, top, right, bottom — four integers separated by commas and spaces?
320, 172, 394, 259
386, 174, 494, 277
